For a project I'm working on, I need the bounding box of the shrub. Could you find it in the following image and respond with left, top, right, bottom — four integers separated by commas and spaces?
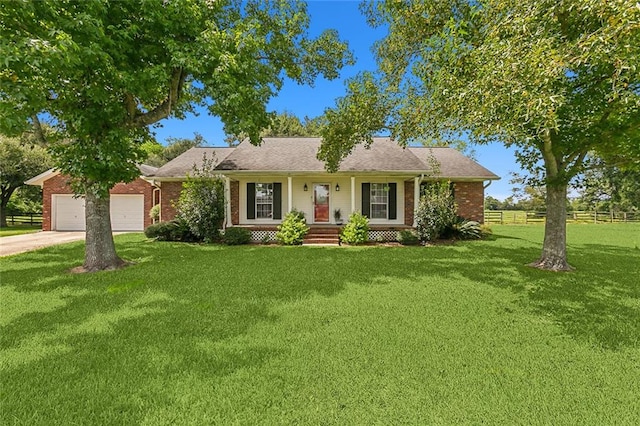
223, 227, 252, 245
276, 209, 309, 245
455, 220, 483, 239
144, 219, 198, 242
149, 204, 160, 223
398, 229, 420, 245
415, 182, 457, 242
176, 155, 225, 243
340, 212, 369, 245
144, 221, 175, 240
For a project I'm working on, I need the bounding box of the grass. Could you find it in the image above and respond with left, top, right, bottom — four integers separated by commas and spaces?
1, 224, 639, 425
0, 224, 41, 237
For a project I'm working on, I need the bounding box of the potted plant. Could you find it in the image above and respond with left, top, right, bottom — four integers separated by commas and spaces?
334, 208, 343, 225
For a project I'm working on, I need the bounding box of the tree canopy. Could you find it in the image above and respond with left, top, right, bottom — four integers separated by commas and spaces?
0, 0, 352, 270
0, 134, 52, 227
319, 0, 640, 270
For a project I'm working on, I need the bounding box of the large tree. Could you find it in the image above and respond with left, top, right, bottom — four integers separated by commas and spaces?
0, 0, 352, 271
0, 134, 52, 227
318, 0, 640, 271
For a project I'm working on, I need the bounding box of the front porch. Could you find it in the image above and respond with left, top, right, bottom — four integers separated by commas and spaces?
239, 224, 414, 245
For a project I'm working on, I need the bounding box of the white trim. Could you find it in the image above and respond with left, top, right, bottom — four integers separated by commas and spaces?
224, 177, 232, 228
25, 168, 59, 187
287, 176, 293, 213
413, 176, 420, 227
350, 176, 356, 213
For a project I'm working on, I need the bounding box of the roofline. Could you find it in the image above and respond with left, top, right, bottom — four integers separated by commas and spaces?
151, 172, 500, 181
25, 168, 59, 187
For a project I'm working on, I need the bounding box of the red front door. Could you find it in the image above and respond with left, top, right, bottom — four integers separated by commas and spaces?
314, 184, 330, 222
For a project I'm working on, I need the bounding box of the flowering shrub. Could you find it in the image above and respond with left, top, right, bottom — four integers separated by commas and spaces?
340, 212, 369, 245
415, 182, 457, 242
176, 156, 225, 243
276, 209, 309, 245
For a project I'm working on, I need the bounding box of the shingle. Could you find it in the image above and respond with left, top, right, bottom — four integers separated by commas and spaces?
137, 164, 158, 176
409, 147, 500, 179
151, 147, 235, 178
151, 138, 499, 180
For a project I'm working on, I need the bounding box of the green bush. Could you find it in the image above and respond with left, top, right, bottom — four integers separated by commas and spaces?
144, 221, 175, 240
340, 212, 369, 245
144, 219, 198, 242
149, 204, 160, 222
223, 227, 252, 245
415, 182, 457, 242
176, 155, 225, 243
398, 229, 420, 245
276, 209, 309, 245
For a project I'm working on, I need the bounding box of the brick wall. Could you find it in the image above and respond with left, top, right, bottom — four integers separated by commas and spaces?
42, 174, 154, 230
230, 180, 239, 225
453, 181, 484, 222
404, 180, 414, 226
159, 181, 183, 222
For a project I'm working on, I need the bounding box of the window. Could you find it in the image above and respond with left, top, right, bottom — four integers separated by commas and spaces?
255, 183, 273, 219
370, 183, 388, 219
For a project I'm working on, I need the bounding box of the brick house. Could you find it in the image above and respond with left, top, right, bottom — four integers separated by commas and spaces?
148, 138, 499, 242
26, 165, 157, 231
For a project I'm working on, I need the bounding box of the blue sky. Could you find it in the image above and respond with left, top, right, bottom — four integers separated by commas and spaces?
154, 0, 520, 200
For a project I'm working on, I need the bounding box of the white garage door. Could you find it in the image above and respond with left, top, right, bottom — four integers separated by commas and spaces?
54, 194, 144, 231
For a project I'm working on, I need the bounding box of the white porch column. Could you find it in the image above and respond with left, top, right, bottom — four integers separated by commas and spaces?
350, 176, 356, 213
413, 176, 420, 227
287, 176, 293, 213
224, 177, 232, 229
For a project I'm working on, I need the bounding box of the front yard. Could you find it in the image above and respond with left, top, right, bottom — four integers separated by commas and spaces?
1, 224, 639, 424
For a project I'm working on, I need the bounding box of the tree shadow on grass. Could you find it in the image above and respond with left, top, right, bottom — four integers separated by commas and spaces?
1, 235, 639, 423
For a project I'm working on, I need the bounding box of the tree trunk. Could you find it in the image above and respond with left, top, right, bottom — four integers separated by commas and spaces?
529, 183, 573, 271
0, 202, 7, 228
1, 186, 16, 228
83, 190, 125, 272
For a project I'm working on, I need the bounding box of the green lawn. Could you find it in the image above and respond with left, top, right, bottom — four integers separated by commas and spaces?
0, 224, 41, 237
1, 225, 639, 425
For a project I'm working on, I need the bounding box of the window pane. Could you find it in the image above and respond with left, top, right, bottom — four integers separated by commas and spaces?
370, 183, 388, 219
256, 183, 273, 218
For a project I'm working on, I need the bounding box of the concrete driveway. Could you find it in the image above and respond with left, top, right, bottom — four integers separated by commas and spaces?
0, 231, 87, 257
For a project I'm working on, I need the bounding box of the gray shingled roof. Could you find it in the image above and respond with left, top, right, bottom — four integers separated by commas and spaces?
151, 147, 235, 178
409, 147, 499, 179
150, 138, 499, 180
137, 164, 158, 176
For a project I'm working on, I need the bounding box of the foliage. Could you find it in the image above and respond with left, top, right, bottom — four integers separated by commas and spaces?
415, 183, 457, 242
144, 219, 198, 242
319, 0, 640, 270
176, 156, 225, 243
224, 111, 324, 146
149, 204, 160, 222
398, 229, 420, 245
6, 186, 43, 214
451, 220, 484, 240
0, 0, 352, 269
573, 160, 640, 211
340, 212, 369, 245
276, 209, 309, 245
0, 134, 51, 226
222, 227, 252, 246
144, 134, 205, 167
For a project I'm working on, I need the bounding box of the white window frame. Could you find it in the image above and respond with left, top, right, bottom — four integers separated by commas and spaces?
255, 183, 274, 219
370, 183, 388, 219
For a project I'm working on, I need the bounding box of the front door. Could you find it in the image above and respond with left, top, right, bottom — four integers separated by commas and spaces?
313, 184, 330, 222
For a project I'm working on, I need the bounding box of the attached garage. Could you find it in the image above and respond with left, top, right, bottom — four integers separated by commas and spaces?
26, 169, 157, 232
52, 194, 145, 231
